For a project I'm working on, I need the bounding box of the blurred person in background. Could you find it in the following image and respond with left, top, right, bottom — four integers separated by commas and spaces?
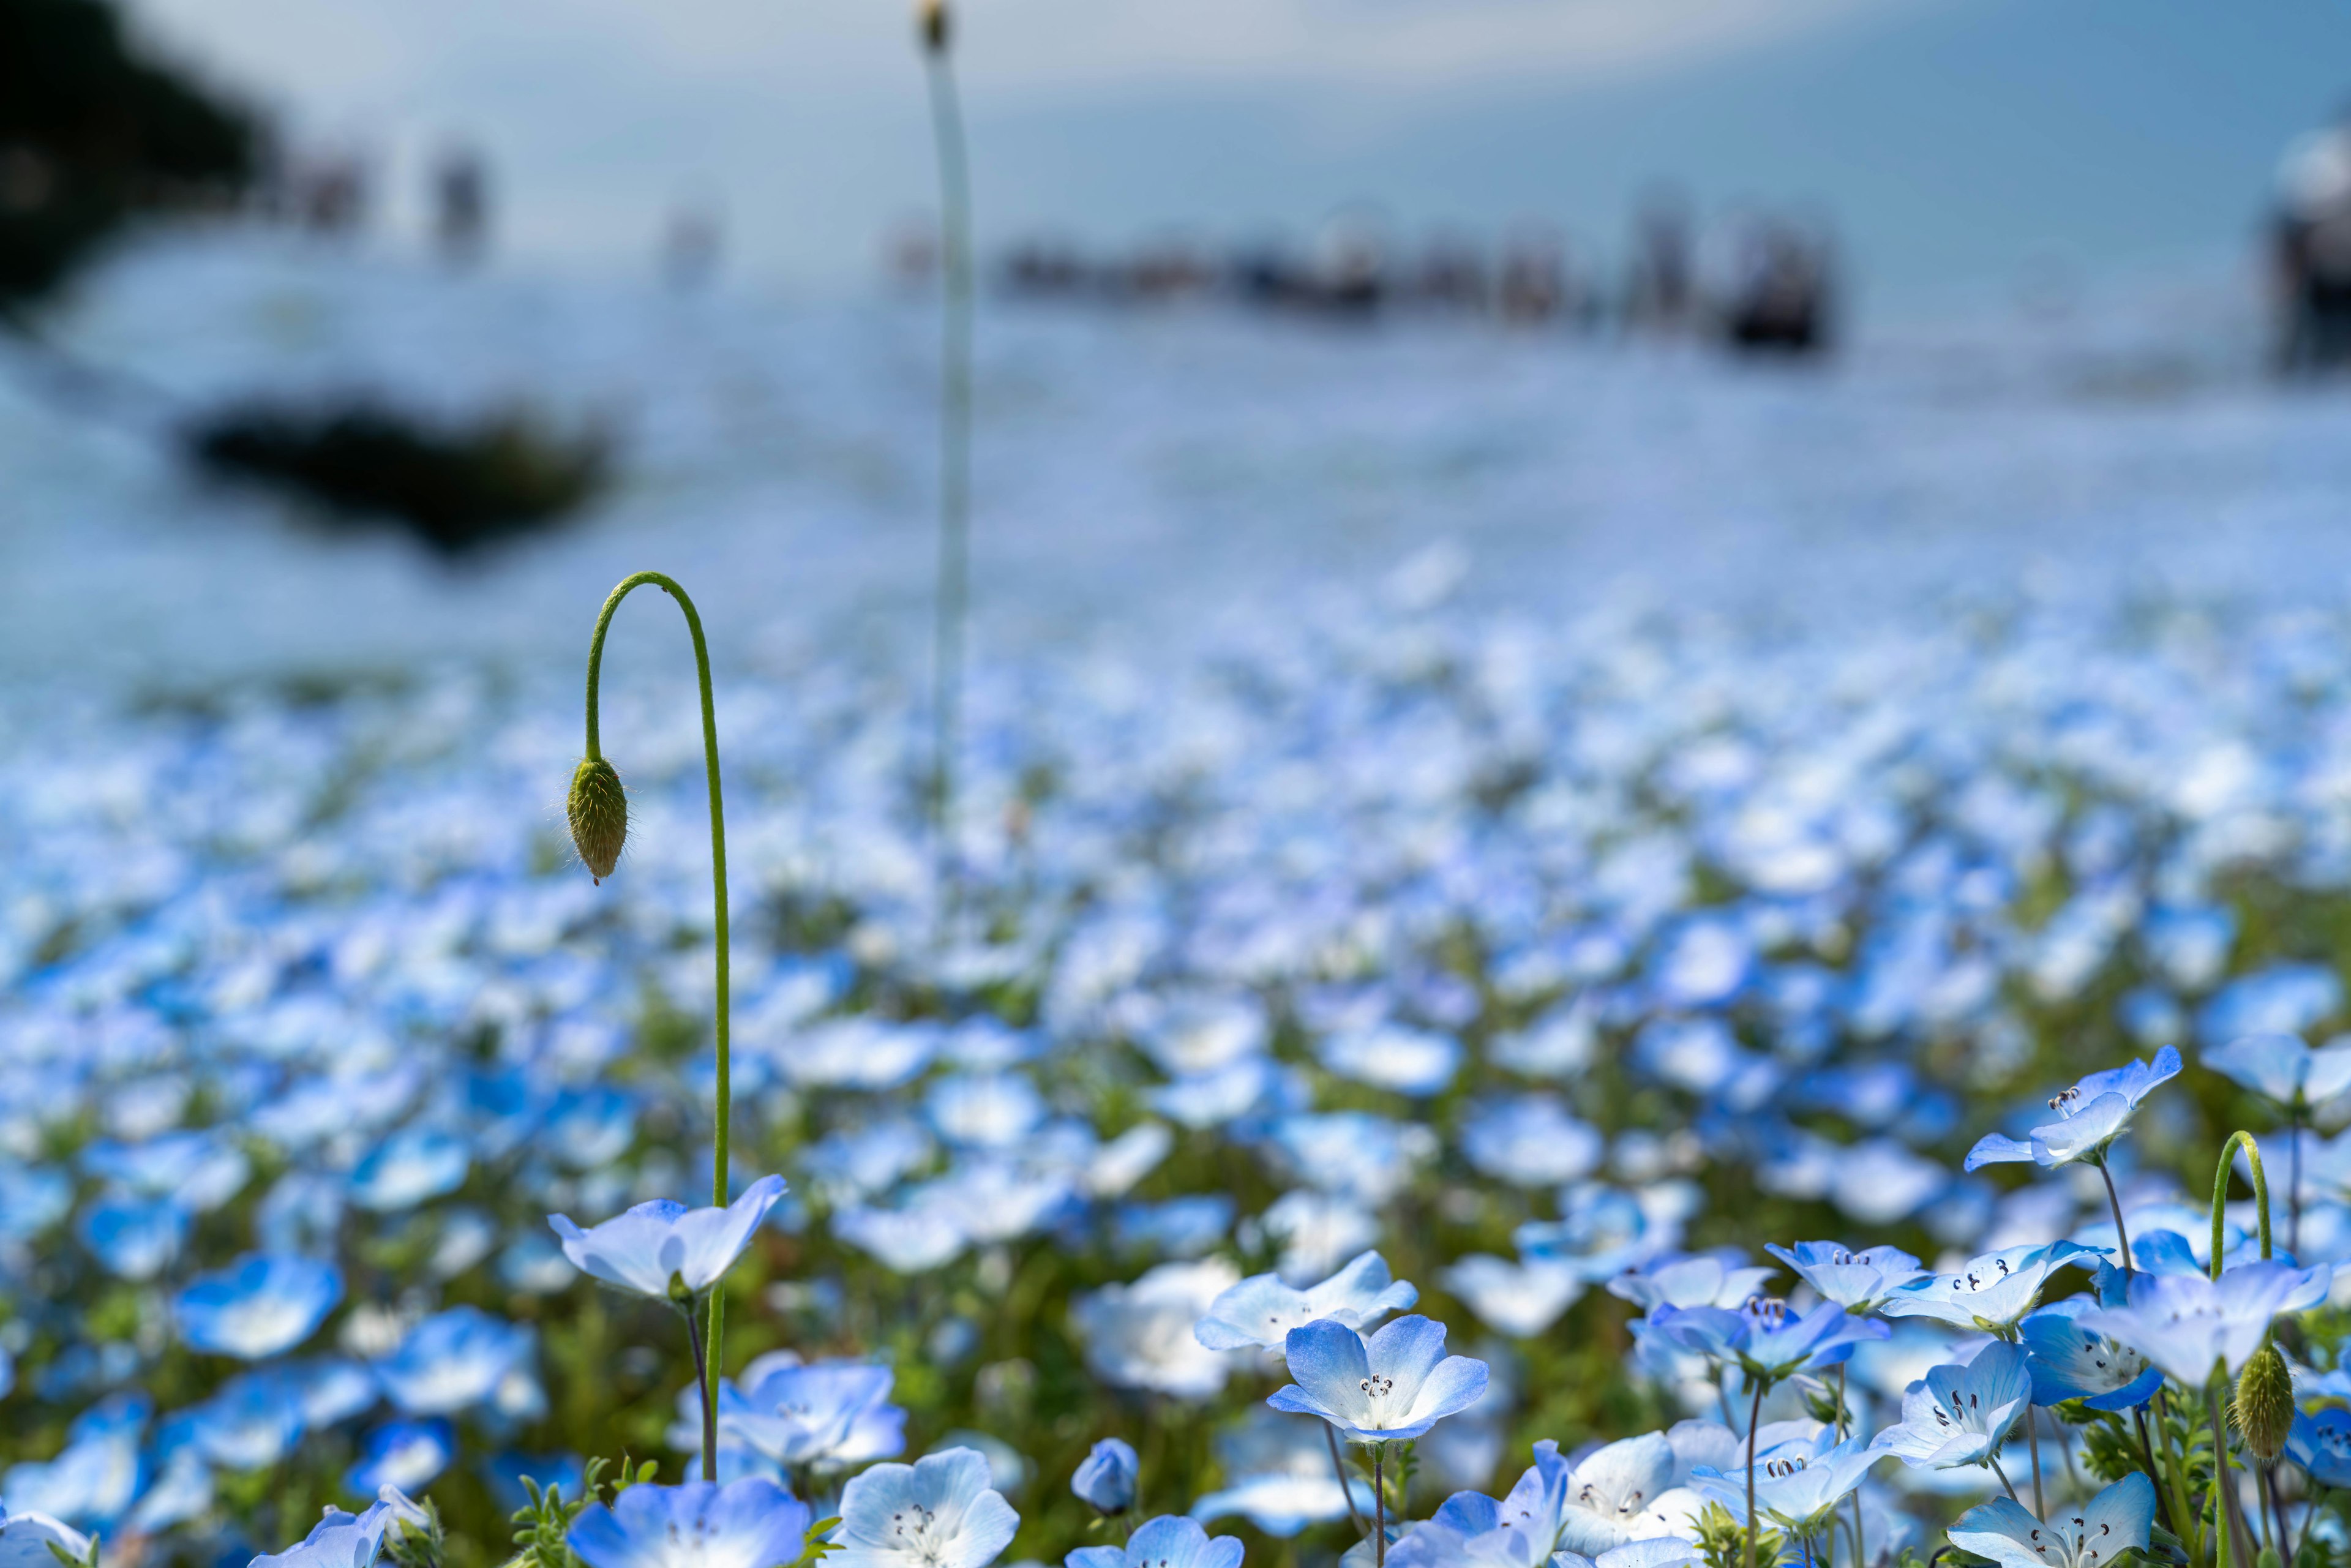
433, 142, 490, 264
2271, 104, 2351, 373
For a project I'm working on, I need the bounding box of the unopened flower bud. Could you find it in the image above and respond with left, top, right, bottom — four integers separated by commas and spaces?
2235, 1342, 2295, 1464
568, 756, 628, 882
918, 0, 950, 54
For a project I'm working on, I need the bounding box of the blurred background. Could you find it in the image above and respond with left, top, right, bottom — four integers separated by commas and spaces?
10, 0, 2351, 692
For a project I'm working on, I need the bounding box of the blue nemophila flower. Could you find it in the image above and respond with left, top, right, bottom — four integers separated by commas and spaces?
549, 1175, 787, 1302
1963, 1048, 2181, 1172
1071, 1438, 1138, 1515
3, 1391, 148, 1528
77, 1192, 188, 1280
1068, 1515, 1242, 1568
2205, 1032, 2351, 1111
347, 1419, 454, 1496
1688, 1430, 1884, 1534
2077, 1259, 2331, 1384
1194, 1250, 1418, 1352
2017, 1301, 2161, 1411
1267, 1315, 1490, 1443
1874, 1342, 2032, 1471
251, 1498, 396, 1568
1552, 1433, 1703, 1556
1459, 1095, 1603, 1187
1644, 1297, 1887, 1386
570, 1478, 812, 1568
718, 1354, 906, 1470
830, 1447, 1020, 1568
1606, 1253, 1776, 1314
348, 1127, 471, 1213
176, 1253, 343, 1360
2286, 1409, 2351, 1486
1763, 1242, 1923, 1312
1877, 1242, 2102, 1333
0, 1509, 93, 1568
1946, 1472, 2154, 1568
1441, 1253, 1588, 1338
373, 1306, 534, 1416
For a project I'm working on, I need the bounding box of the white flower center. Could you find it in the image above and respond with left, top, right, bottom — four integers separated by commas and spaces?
887, 1505, 951, 1566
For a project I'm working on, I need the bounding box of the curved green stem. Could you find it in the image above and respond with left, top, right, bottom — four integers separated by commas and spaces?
2212, 1131, 2273, 1278
923, 31, 974, 921
1745, 1377, 1767, 1568
583, 570, 732, 1479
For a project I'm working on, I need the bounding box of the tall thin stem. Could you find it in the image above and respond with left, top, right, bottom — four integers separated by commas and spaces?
2101, 1159, 2135, 1272
2290, 1109, 2304, 1257
2135, 1406, 2176, 1536
2211, 1367, 2256, 1568
1374, 1443, 1387, 1568
1990, 1456, 2021, 1505
683, 1297, 716, 1474
583, 571, 732, 1480
921, 13, 974, 923
1745, 1378, 1767, 1568
1325, 1424, 1364, 1534
2156, 1388, 2204, 1568
2025, 1404, 2046, 1517
2213, 1131, 2273, 1276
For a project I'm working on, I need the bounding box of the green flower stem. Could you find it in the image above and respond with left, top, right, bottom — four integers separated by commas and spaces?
2211, 1131, 2273, 1278
2210, 1366, 2255, 1568
2025, 1403, 2045, 1517
923, 20, 974, 919
2100, 1159, 2135, 1272
2156, 1387, 2204, 1568
2134, 1406, 2175, 1537
1373, 1441, 1387, 1568
582, 570, 732, 1479
1325, 1424, 1365, 1534
1745, 1376, 1767, 1568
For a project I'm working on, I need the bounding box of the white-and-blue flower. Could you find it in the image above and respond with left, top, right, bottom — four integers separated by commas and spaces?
1687, 1430, 1885, 1534
1194, 1250, 1418, 1352
1946, 1472, 2154, 1568
2077, 1259, 2332, 1384
2287, 1408, 2351, 1487
548, 1175, 787, 1302
250, 1498, 395, 1568
1267, 1315, 1489, 1444
1643, 1298, 1887, 1386
176, 1253, 343, 1360
718, 1354, 906, 1471
373, 1306, 534, 1416
1873, 1343, 2032, 1471
1067, 1515, 1241, 1568
2016, 1300, 2161, 1411
1071, 1438, 1138, 1515
830, 1447, 1020, 1568
1963, 1048, 2181, 1172
569, 1478, 812, 1568
1877, 1242, 2103, 1333
1763, 1242, 1923, 1312
2205, 1032, 2351, 1111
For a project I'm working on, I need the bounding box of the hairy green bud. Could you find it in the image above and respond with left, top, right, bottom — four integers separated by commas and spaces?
568, 757, 627, 882
2235, 1341, 2295, 1464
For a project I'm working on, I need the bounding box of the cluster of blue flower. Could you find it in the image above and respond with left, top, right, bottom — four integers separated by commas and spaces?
13, 579, 2351, 1568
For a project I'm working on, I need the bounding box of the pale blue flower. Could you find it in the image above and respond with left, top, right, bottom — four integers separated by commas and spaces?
1078, 1259, 1246, 1400
1441, 1254, 1587, 1338
347, 1419, 454, 1496
1873, 1343, 2032, 1471
1764, 1242, 1923, 1312
177, 1253, 343, 1359
569, 1479, 812, 1568
1644, 1298, 1887, 1385
167, 1369, 307, 1471
373, 1307, 534, 1416
348, 1128, 471, 1213
1267, 1315, 1490, 1443
1071, 1439, 1138, 1515
1877, 1242, 2103, 1333
1947, 1473, 2153, 1568
831, 1447, 1019, 1568
549, 1175, 788, 1301
1460, 1097, 1603, 1187
2204, 1032, 2351, 1111
1606, 1253, 1775, 1314
1067, 1515, 1241, 1568
927, 1074, 1045, 1150
1316, 1024, 1461, 1096
2, 1392, 148, 1528
2077, 1259, 2333, 1383
2287, 1409, 2351, 1487
1963, 1048, 2181, 1172
0, 1510, 93, 1568
77, 1193, 187, 1280
1194, 1250, 1417, 1352
2017, 1300, 2161, 1411
718, 1353, 906, 1470
1688, 1430, 1884, 1533
1550, 1434, 1700, 1556
250, 1499, 394, 1568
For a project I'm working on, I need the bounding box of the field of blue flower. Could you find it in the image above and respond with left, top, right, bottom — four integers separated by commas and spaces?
12, 231, 2351, 1568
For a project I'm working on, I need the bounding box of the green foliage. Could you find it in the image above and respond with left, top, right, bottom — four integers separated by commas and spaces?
1695, 1501, 1783, 1568
790, 1521, 844, 1567
45, 1533, 100, 1568
387, 1496, 449, 1568
508, 1457, 657, 1568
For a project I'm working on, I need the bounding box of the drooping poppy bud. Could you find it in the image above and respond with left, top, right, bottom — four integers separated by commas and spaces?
2236, 1341, 2295, 1464
568, 756, 627, 882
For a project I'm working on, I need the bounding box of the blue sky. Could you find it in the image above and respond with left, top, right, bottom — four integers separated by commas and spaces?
130, 0, 2351, 296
